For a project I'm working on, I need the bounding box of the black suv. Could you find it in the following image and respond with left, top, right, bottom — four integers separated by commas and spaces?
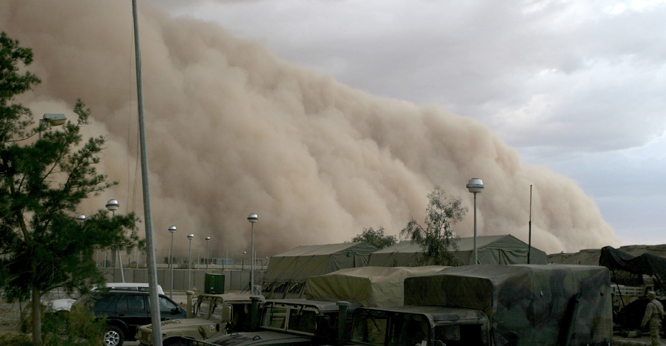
73, 290, 186, 346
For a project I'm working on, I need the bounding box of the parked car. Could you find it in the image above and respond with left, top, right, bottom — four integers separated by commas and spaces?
48, 282, 164, 312
73, 289, 186, 346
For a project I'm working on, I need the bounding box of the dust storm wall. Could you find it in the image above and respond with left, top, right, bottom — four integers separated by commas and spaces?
0, 0, 620, 257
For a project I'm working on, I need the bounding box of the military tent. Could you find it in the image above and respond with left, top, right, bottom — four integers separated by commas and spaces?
305, 266, 447, 307
368, 234, 547, 266
262, 242, 377, 299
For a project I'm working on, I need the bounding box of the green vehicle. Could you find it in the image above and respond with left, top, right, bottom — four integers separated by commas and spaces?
346, 265, 613, 346
170, 299, 358, 346
136, 293, 262, 346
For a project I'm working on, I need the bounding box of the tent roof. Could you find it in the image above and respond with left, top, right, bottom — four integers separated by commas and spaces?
305, 266, 447, 307
599, 246, 666, 287
273, 242, 376, 257
373, 234, 527, 254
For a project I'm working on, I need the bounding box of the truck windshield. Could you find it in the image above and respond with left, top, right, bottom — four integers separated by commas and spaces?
351, 310, 430, 346
387, 314, 429, 346
196, 298, 211, 319
351, 310, 388, 346
261, 306, 287, 329
287, 308, 317, 334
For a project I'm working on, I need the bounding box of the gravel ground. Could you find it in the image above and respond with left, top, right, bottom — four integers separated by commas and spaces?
0, 298, 21, 334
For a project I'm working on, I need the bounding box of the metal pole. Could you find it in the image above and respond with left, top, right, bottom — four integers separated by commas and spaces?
251, 223, 255, 295
474, 192, 479, 265
113, 210, 126, 283
169, 231, 174, 299
206, 240, 210, 271
188, 238, 192, 290
528, 184, 533, 264
132, 2, 162, 344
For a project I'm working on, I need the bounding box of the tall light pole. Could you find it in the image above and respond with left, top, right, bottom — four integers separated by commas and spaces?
247, 213, 258, 295
106, 199, 125, 282
168, 226, 177, 299
76, 215, 88, 264
466, 178, 484, 265
187, 233, 194, 290
205, 237, 211, 271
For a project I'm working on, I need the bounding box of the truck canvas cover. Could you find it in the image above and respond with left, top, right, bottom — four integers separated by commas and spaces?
305, 266, 447, 307
404, 264, 612, 346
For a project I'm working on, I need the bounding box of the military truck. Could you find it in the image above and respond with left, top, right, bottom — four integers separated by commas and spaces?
170, 299, 358, 346
347, 264, 613, 346
136, 293, 263, 346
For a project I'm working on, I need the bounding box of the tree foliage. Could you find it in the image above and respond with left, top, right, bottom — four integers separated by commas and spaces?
400, 186, 468, 266
0, 32, 141, 346
352, 227, 397, 250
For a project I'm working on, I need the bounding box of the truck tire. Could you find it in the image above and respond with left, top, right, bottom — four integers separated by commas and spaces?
104, 325, 125, 346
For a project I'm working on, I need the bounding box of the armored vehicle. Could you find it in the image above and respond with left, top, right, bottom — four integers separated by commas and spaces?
347, 264, 613, 346
136, 293, 262, 346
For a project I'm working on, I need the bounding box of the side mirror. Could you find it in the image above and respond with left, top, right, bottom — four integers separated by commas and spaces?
171, 307, 180, 315
222, 305, 233, 322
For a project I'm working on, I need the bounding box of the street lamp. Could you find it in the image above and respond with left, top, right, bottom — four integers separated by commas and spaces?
106, 199, 125, 282
466, 178, 484, 265
39, 113, 67, 140
247, 213, 258, 295
168, 226, 177, 298
205, 237, 211, 271
187, 233, 194, 290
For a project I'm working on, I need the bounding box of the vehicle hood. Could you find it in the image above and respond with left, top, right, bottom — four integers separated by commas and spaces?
139, 318, 216, 331
209, 331, 310, 346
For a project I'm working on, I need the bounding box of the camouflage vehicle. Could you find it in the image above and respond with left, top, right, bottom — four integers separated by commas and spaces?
136, 293, 262, 346
170, 299, 358, 346
347, 265, 613, 346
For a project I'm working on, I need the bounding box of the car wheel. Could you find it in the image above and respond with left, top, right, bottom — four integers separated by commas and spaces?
104, 325, 125, 346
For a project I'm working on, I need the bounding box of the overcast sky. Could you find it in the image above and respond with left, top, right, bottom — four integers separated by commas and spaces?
154, 0, 666, 247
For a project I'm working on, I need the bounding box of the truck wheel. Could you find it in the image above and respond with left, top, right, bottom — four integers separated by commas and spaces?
104, 325, 125, 346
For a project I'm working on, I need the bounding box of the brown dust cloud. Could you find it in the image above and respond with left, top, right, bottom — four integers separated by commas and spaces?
0, 0, 620, 258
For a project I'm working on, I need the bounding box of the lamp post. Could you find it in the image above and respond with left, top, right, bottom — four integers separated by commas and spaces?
187, 233, 194, 290
466, 178, 484, 265
247, 213, 258, 295
106, 199, 125, 282
205, 237, 211, 271
168, 226, 177, 298
39, 113, 67, 140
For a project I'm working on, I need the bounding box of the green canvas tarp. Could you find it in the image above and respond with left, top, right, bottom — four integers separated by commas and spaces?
404, 264, 613, 346
305, 266, 447, 307
262, 242, 378, 299
368, 234, 547, 266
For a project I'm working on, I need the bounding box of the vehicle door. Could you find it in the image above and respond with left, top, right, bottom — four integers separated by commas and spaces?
115, 293, 150, 333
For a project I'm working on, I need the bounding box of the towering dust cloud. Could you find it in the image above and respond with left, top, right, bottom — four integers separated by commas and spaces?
0, 0, 620, 257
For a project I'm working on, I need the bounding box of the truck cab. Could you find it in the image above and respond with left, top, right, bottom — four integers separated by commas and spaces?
172, 299, 355, 346
348, 306, 488, 346
136, 293, 261, 345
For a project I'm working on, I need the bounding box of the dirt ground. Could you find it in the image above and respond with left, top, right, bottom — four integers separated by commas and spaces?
0, 298, 21, 334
